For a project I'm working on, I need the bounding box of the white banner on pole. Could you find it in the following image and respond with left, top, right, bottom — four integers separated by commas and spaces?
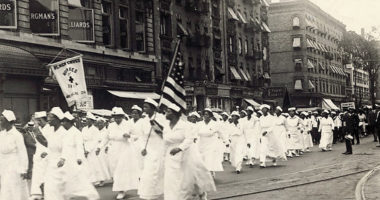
77, 94, 94, 111
48, 55, 88, 107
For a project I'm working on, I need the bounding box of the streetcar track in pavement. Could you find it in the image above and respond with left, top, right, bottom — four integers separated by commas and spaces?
210, 156, 377, 200
211, 169, 369, 200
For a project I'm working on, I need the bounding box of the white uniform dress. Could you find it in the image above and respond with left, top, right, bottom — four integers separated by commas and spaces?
102, 119, 130, 176
82, 125, 104, 183
197, 120, 224, 172
163, 120, 216, 200
286, 116, 303, 150
319, 117, 335, 150
61, 126, 99, 200
44, 127, 65, 200
30, 124, 51, 196
242, 116, 257, 161
229, 122, 245, 171
96, 127, 111, 181
138, 113, 166, 200
111, 120, 139, 192
129, 118, 145, 178
302, 118, 313, 149
272, 115, 288, 157
0, 127, 29, 200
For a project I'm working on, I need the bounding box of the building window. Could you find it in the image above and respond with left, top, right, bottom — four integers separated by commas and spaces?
293, 37, 301, 49
135, 2, 146, 52
102, 0, 113, 46
119, 3, 129, 49
160, 13, 171, 36
244, 39, 248, 55
229, 36, 233, 53
238, 38, 242, 55
294, 58, 302, 71
292, 17, 300, 28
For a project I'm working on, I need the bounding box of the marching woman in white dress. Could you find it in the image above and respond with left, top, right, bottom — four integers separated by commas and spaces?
138, 98, 166, 200
109, 107, 139, 200
82, 112, 104, 186
319, 110, 335, 151
129, 105, 145, 178
302, 112, 314, 152
59, 112, 99, 200
272, 107, 289, 160
229, 111, 246, 174
30, 111, 50, 200
243, 106, 258, 167
197, 108, 224, 176
220, 112, 231, 162
0, 110, 29, 200
285, 108, 303, 157
44, 107, 66, 200
94, 117, 112, 186
163, 103, 216, 200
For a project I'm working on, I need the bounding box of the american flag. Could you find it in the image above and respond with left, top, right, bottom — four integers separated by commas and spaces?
160, 50, 187, 111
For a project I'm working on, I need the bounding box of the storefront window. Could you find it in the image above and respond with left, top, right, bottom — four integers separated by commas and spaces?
102, 0, 113, 45
135, 3, 146, 52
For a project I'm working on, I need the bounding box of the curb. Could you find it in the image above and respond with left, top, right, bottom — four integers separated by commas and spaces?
355, 165, 380, 200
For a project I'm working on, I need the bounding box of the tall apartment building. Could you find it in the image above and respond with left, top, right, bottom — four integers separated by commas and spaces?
161, 0, 271, 112
345, 64, 370, 105
0, 0, 161, 123
268, 0, 347, 108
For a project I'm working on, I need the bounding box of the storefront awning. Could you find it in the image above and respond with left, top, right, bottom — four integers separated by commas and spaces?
244, 99, 261, 109
319, 62, 325, 70
261, 22, 271, 33
108, 90, 160, 99
322, 98, 340, 110
295, 80, 303, 90
68, 0, 83, 7
239, 68, 249, 81
307, 59, 314, 69
306, 39, 314, 49
245, 69, 251, 81
230, 66, 242, 80
264, 72, 271, 79
177, 22, 188, 36
308, 80, 315, 89
0, 44, 45, 75
228, 7, 240, 21
236, 11, 247, 24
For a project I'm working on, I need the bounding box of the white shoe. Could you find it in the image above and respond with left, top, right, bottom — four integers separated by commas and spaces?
116, 192, 126, 200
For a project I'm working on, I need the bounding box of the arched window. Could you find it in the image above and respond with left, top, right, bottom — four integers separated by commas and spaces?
293, 17, 300, 27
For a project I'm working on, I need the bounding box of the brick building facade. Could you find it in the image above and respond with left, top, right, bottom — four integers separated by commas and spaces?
268, 0, 347, 108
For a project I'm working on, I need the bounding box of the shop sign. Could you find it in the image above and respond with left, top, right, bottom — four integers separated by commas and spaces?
206, 87, 218, 96
68, 8, 94, 42
341, 102, 355, 110
30, 0, 60, 35
217, 89, 230, 97
194, 87, 206, 95
265, 87, 285, 98
0, 0, 17, 29
77, 94, 93, 111
253, 90, 263, 98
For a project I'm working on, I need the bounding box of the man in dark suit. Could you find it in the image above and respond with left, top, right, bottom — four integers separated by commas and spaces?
342, 110, 353, 154
23, 121, 37, 179
351, 110, 360, 145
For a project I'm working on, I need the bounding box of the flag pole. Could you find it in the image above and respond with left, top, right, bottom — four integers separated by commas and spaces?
141, 38, 181, 156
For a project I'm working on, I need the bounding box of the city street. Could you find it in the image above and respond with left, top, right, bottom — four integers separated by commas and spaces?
96, 137, 380, 200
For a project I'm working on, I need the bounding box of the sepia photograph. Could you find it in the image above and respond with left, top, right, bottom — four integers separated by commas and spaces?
0, 0, 380, 199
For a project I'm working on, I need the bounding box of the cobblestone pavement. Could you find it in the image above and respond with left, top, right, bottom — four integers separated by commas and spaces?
97, 137, 380, 200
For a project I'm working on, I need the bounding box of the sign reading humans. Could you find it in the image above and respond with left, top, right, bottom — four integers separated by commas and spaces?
0, 0, 16, 28
30, 0, 59, 35
49, 56, 88, 107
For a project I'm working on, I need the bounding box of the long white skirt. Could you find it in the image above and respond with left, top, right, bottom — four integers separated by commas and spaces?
0, 154, 29, 200
138, 141, 165, 200
107, 141, 125, 177
287, 128, 303, 150
30, 154, 47, 195
164, 144, 216, 200
230, 135, 246, 168
319, 131, 333, 149
112, 142, 139, 192
44, 159, 65, 200
303, 132, 313, 149
266, 131, 287, 160
198, 136, 224, 172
